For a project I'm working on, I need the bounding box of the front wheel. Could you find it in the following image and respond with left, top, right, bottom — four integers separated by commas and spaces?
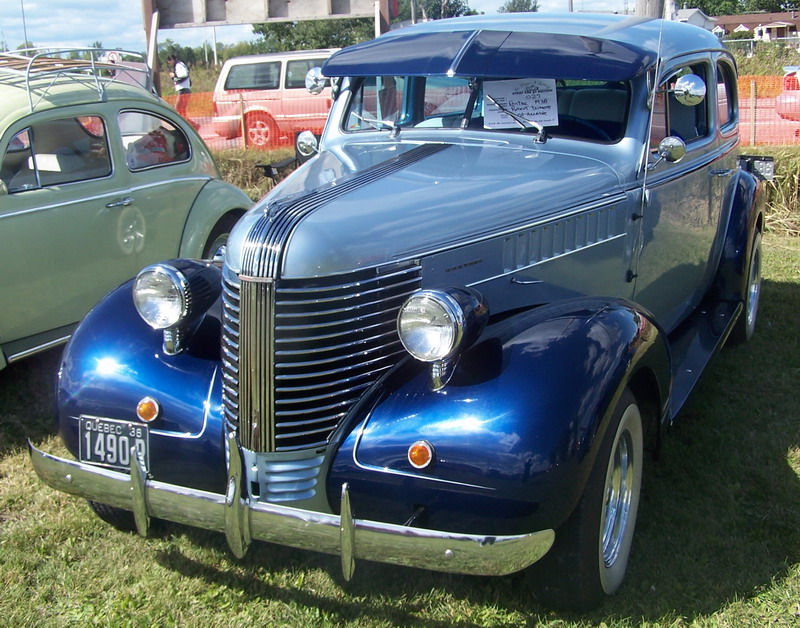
202, 214, 241, 261
531, 388, 643, 609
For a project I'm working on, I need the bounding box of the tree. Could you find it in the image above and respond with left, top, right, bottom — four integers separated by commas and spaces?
252, 18, 374, 52
498, 0, 539, 12
395, 0, 476, 22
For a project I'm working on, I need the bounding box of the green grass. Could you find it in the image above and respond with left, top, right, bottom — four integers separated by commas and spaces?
1, 235, 799, 626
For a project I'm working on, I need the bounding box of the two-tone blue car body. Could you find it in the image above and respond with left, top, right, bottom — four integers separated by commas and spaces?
31, 14, 766, 608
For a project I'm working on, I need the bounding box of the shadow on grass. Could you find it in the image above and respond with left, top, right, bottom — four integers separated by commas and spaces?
7, 276, 799, 624
0, 346, 62, 460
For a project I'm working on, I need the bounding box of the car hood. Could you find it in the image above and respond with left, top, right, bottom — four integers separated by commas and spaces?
226, 140, 625, 278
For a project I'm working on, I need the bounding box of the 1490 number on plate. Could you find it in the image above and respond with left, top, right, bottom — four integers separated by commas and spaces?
79, 416, 149, 470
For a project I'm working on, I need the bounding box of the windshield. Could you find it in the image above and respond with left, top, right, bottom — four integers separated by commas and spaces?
344, 76, 629, 143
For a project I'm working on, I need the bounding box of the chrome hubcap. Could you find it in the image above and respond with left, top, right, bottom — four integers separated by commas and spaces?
746, 245, 761, 329
601, 429, 634, 567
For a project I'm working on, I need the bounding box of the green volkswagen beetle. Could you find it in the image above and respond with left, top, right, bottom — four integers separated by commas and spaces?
0, 49, 251, 370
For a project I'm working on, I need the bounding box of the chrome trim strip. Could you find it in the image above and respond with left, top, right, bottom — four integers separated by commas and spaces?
7, 335, 71, 362
30, 441, 554, 578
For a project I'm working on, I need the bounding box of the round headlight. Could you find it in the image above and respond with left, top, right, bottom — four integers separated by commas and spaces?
397, 290, 464, 362
133, 264, 189, 329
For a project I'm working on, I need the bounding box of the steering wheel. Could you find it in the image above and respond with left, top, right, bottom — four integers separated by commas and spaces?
555, 115, 612, 142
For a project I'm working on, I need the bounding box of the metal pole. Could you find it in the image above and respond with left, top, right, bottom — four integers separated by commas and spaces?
20, 0, 29, 50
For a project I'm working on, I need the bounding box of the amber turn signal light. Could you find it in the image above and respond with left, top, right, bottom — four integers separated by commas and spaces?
136, 396, 160, 422
408, 440, 435, 469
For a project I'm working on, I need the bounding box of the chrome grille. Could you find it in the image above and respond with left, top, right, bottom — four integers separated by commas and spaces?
221, 262, 422, 452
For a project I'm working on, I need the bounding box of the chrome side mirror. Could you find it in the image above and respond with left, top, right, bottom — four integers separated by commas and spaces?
648, 136, 686, 170
671, 74, 706, 106
305, 67, 328, 95
296, 131, 319, 158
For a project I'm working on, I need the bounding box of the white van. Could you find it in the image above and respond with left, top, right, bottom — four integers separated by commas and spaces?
212, 49, 337, 149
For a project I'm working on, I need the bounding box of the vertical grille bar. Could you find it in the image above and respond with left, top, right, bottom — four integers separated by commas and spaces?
238, 278, 274, 451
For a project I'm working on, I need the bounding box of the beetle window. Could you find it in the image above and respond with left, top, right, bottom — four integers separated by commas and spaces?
119, 111, 190, 170
1, 116, 111, 192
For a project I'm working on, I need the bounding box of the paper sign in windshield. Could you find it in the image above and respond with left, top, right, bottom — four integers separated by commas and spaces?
484, 79, 558, 129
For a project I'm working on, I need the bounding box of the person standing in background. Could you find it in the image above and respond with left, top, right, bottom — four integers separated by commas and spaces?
167, 54, 191, 119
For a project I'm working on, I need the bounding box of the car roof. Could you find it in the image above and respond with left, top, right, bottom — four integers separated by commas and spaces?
223, 49, 340, 66
323, 14, 727, 81
0, 76, 163, 132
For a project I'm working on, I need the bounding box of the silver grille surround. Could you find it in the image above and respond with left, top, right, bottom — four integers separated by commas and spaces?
221, 262, 422, 453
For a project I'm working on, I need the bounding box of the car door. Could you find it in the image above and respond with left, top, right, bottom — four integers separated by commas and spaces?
114, 109, 207, 268
632, 58, 733, 333
0, 111, 133, 348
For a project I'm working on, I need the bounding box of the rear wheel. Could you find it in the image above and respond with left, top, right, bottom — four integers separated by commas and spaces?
532, 388, 643, 609
202, 214, 241, 261
245, 112, 278, 149
729, 230, 762, 345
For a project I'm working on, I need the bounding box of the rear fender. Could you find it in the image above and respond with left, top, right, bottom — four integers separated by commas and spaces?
179, 180, 250, 258
328, 297, 670, 535
714, 169, 764, 301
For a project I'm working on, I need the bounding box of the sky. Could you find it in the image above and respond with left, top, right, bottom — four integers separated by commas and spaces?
0, 0, 632, 54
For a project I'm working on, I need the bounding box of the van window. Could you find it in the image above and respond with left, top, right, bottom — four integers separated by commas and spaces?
285, 58, 329, 89
225, 62, 281, 90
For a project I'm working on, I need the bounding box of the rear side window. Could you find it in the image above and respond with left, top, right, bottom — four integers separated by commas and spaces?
119, 111, 190, 170
1, 115, 111, 192
224, 61, 281, 90
285, 58, 328, 89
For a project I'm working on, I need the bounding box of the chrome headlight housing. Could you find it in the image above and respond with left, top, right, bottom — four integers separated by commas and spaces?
133, 264, 189, 330
133, 260, 221, 354
397, 288, 488, 364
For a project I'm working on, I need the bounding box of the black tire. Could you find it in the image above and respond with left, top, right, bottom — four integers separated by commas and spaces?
87, 500, 138, 532
729, 230, 762, 345
531, 388, 643, 610
245, 112, 278, 149
202, 214, 240, 261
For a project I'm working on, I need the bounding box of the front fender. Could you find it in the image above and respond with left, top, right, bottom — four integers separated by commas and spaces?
178, 180, 251, 258
57, 279, 226, 494
329, 297, 670, 536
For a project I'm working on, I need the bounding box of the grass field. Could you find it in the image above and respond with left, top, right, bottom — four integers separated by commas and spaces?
1, 235, 798, 626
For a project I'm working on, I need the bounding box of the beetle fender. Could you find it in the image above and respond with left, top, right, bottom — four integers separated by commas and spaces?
328, 297, 670, 536
179, 180, 251, 258
714, 169, 764, 301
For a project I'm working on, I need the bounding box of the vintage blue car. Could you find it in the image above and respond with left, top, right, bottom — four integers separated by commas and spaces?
31, 14, 766, 608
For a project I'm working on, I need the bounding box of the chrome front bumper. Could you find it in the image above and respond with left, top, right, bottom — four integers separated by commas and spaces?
29, 433, 554, 579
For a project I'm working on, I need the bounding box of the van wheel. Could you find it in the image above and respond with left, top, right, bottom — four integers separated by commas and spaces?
246, 112, 277, 149
530, 388, 643, 609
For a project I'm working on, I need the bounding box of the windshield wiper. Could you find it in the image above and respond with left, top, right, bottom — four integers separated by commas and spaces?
350, 111, 400, 137
484, 94, 546, 142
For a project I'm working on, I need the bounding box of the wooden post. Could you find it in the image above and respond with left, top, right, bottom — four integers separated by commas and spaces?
750, 80, 756, 146
240, 94, 247, 149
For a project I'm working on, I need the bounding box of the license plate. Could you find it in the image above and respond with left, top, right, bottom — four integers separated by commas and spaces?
79, 416, 149, 471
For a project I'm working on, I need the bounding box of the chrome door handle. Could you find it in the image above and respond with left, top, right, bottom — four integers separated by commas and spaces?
709, 169, 733, 177
105, 197, 133, 208
511, 276, 543, 285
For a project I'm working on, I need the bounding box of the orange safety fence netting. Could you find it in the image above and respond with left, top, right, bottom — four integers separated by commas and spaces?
164, 78, 800, 150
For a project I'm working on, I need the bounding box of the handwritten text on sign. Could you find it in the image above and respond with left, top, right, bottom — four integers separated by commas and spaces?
484, 79, 558, 129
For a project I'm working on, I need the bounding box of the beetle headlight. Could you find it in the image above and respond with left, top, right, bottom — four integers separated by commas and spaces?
398, 288, 488, 363
133, 264, 189, 330
133, 260, 221, 354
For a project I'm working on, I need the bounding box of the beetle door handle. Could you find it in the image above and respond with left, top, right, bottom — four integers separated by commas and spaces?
105, 197, 133, 208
